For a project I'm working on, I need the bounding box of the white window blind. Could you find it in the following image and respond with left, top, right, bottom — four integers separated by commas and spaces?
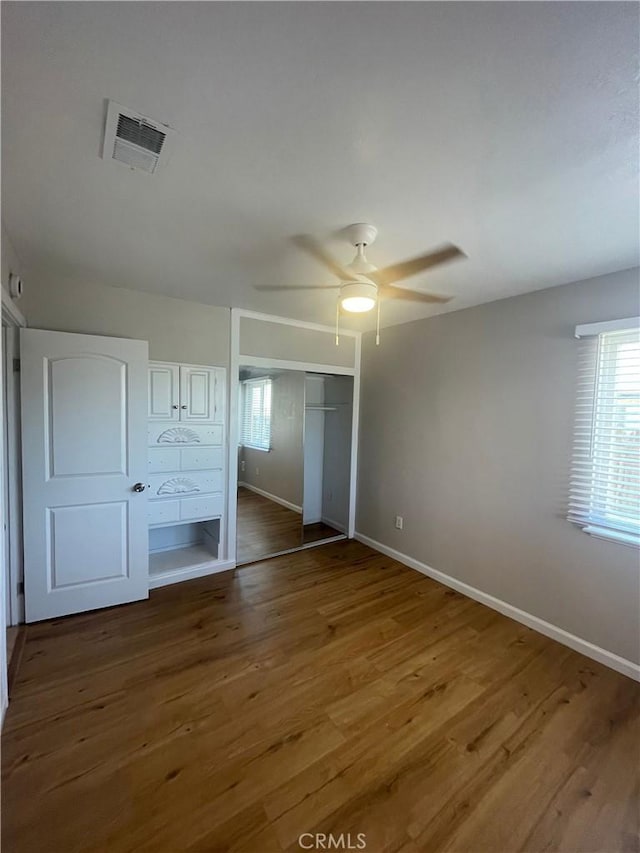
240, 378, 272, 451
569, 324, 640, 546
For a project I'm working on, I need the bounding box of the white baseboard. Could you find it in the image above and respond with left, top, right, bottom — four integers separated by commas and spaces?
355, 532, 640, 682
149, 559, 235, 590
238, 482, 302, 514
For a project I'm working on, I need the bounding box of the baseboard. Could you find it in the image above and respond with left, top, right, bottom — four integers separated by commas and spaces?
355, 532, 640, 682
149, 559, 235, 590
238, 482, 302, 514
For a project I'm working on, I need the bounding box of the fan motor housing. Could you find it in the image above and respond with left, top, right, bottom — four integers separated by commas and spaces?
339, 280, 378, 312
344, 223, 378, 248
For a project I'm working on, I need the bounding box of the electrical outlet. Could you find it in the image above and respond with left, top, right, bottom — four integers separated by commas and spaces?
240, 460, 246, 472
255, 467, 260, 476
395, 515, 403, 530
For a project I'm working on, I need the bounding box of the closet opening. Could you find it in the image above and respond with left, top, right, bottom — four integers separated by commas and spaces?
235, 365, 353, 565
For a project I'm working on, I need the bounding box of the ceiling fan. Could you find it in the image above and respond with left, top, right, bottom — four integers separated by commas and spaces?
256, 223, 466, 344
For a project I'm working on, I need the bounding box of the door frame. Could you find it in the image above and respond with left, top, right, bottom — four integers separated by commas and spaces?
3, 320, 26, 626
0, 285, 26, 721
228, 309, 361, 565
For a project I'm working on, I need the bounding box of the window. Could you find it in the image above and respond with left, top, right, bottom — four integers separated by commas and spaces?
240, 378, 272, 451
569, 321, 640, 546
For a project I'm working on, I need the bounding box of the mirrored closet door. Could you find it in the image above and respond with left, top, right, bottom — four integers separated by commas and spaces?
236, 367, 305, 563
236, 366, 353, 565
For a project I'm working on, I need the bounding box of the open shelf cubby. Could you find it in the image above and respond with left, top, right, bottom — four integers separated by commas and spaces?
149, 519, 220, 578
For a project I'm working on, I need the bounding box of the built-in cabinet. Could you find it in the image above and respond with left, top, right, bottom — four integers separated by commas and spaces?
148, 362, 223, 423
147, 361, 226, 587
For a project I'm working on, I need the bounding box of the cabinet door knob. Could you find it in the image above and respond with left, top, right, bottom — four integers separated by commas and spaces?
172, 404, 179, 409
181, 405, 187, 409
132, 482, 146, 493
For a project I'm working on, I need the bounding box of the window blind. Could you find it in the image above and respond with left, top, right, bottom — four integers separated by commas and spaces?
568, 325, 640, 546
240, 378, 272, 451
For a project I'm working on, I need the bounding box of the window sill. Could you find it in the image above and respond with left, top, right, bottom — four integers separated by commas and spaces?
582, 526, 640, 549
240, 445, 271, 453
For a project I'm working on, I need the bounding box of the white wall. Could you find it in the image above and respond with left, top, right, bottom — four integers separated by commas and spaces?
1, 223, 24, 314
20, 273, 230, 366
357, 267, 640, 668
239, 316, 356, 368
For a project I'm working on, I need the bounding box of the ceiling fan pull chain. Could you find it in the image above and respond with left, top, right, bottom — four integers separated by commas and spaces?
376, 298, 381, 346
335, 299, 340, 346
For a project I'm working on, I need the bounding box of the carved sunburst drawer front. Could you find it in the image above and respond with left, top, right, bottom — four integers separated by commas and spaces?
148, 423, 223, 447
147, 470, 223, 499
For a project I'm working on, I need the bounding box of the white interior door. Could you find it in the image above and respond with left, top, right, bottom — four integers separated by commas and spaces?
21, 329, 149, 622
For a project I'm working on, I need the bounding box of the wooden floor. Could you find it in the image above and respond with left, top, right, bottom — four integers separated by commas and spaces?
3, 540, 639, 852
302, 521, 343, 546
236, 487, 341, 564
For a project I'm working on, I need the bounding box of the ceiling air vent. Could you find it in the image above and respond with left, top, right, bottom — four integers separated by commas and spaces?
102, 101, 175, 174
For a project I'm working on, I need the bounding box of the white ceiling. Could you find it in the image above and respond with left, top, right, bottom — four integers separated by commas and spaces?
2, 2, 638, 330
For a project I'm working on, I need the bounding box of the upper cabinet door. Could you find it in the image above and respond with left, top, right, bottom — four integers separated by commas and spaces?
148, 362, 180, 421
179, 366, 218, 422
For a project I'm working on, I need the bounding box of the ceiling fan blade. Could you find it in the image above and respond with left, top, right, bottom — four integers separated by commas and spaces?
381, 285, 452, 304
370, 244, 466, 287
292, 234, 360, 282
254, 284, 340, 291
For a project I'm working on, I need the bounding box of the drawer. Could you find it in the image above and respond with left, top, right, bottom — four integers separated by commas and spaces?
148, 446, 223, 474
148, 447, 180, 473
180, 446, 223, 471
147, 469, 223, 499
180, 494, 223, 521
148, 422, 223, 447
148, 500, 180, 526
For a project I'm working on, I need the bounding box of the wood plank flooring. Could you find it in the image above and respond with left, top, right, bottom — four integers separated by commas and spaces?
2, 540, 639, 852
236, 487, 303, 563
236, 488, 341, 564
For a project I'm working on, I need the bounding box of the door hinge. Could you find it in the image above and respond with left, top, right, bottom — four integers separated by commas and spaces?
13, 358, 20, 373
17, 581, 24, 595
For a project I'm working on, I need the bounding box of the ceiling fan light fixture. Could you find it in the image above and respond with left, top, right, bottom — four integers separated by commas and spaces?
339, 280, 377, 313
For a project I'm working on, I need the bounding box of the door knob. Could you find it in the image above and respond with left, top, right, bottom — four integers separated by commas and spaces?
132, 482, 146, 492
